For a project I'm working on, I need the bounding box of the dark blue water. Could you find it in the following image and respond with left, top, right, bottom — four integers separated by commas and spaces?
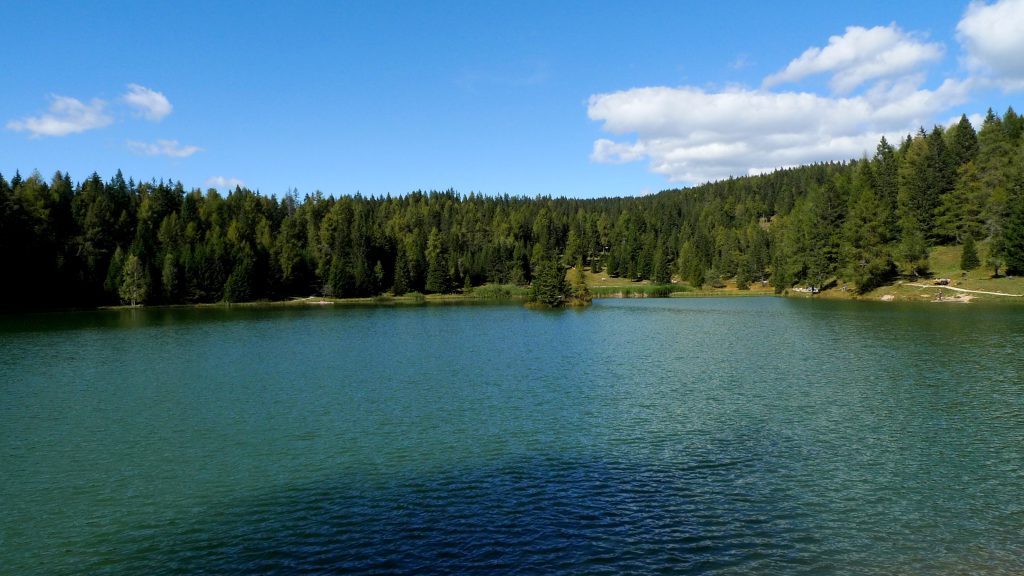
2, 298, 1023, 574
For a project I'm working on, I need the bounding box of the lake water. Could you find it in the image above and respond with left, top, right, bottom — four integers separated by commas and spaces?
2, 298, 1023, 575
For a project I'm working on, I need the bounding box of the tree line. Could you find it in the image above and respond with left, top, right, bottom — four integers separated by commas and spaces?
2, 106, 1024, 311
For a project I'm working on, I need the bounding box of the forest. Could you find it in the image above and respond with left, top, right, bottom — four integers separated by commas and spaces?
2, 107, 1024, 311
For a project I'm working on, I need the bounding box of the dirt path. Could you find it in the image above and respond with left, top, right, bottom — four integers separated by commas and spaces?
907, 283, 1023, 297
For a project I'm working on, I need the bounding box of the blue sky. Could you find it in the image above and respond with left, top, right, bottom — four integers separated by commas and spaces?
3, 1, 1023, 198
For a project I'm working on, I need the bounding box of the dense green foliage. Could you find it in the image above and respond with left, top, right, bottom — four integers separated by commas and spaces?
960, 234, 980, 271
3, 107, 1024, 311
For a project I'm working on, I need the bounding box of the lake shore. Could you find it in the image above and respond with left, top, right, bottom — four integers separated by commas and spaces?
89, 278, 1024, 312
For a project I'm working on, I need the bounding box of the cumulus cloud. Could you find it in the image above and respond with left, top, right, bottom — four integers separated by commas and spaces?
957, 0, 1024, 90
586, 13, 996, 186
121, 84, 172, 121
205, 176, 245, 190
763, 25, 944, 94
589, 80, 970, 184
6, 95, 113, 137
128, 139, 202, 158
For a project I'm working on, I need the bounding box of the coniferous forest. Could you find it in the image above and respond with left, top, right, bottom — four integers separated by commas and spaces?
3, 108, 1024, 312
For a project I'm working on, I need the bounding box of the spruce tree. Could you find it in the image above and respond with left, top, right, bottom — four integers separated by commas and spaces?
897, 229, 929, 278
392, 247, 409, 296
898, 131, 938, 242
1003, 196, 1024, 274
988, 234, 1007, 277
842, 186, 893, 293
425, 227, 449, 293
569, 259, 592, 306
948, 114, 979, 167
960, 234, 980, 271
529, 253, 568, 307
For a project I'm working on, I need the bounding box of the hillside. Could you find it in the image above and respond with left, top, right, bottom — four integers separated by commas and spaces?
2, 107, 1024, 311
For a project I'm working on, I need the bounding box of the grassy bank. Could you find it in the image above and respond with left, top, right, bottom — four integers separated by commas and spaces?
572, 269, 775, 299
803, 242, 1024, 303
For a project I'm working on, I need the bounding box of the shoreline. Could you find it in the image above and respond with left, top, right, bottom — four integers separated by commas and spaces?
11, 279, 1024, 315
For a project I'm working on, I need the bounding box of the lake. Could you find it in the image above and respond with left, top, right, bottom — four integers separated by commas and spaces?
2, 298, 1023, 574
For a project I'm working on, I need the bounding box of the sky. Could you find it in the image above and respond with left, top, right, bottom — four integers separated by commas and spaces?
2, 0, 1024, 199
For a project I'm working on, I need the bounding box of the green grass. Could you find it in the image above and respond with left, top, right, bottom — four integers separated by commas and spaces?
569, 267, 777, 298
464, 283, 529, 300
824, 241, 1024, 303
590, 284, 686, 297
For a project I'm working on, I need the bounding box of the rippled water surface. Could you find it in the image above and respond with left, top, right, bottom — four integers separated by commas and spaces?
2, 298, 1024, 574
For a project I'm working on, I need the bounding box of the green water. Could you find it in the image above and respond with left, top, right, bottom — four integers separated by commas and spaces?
1, 298, 1023, 574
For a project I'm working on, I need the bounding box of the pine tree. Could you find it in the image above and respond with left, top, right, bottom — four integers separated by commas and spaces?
569, 259, 592, 306
119, 253, 148, 306
988, 233, 1007, 277
392, 246, 409, 296
898, 130, 939, 242
529, 252, 568, 307
651, 242, 671, 284
872, 137, 900, 231
1004, 106, 1023, 143
936, 161, 984, 243
425, 227, 449, 293
224, 254, 254, 302
676, 241, 704, 286
735, 254, 751, 290
1003, 195, 1024, 274
948, 114, 979, 167
704, 266, 725, 288
842, 186, 893, 293
162, 252, 179, 301
897, 229, 929, 278
960, 234, 980, 271
976, 109, 1013, 242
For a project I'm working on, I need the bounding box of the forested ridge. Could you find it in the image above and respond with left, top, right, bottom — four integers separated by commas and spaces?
3, 107, 1024, 311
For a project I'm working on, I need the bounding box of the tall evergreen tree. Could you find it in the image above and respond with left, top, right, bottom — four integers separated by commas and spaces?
897, 229, 929, 278
947, 114, 979, 167
960, 234, 980, 272
119, 253, 148, 306
569, 259, 592, 305
897, 130, 940, 242
872, 137, 900, 231
842, 186, 893, 293
392, 245, 410, 295
529, 252, 568, 307
1003, 194, 1024, 275
425, 227, 449, 293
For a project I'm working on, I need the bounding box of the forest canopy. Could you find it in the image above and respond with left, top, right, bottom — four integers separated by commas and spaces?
2, 107, 1023, 311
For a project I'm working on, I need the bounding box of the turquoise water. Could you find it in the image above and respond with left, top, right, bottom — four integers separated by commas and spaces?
2, 298, 1023, 574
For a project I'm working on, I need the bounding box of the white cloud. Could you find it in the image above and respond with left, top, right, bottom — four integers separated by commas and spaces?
6, 95, 113, 137
128, 139, 202, 158
205, 176, 245, 190
763, 25, 944, 94
121, 84, 172, 121
589, 80, 970, 184
944, 112, 984, 129
957, 0, 1024, 90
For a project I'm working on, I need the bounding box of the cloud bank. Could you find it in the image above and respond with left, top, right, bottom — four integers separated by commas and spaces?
957, 0, 1024, 90
763, 25, 943, 94
589, 80, 969, 184
590, 0, 1023, 186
